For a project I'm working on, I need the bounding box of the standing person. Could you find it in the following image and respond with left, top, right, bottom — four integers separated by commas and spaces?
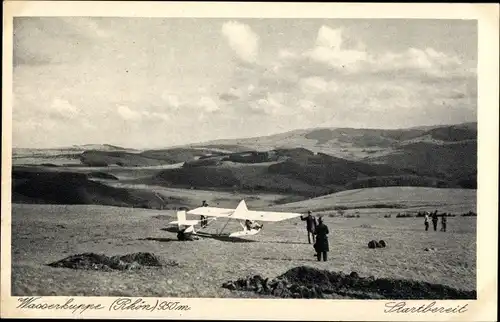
314, 217, 329, 262
431, 211, 439, 231
300, 211, 317, 244
441, 214, 447, 232
200, 200, 208, 228
424, 212, 430, 231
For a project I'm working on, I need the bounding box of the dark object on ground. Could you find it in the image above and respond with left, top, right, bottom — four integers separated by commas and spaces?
368, 240, 386, 248
396, 213, 415, 218
40, 163, 58, 167
222, 266, 476, 299
368, 240, 380, 249
177, 231, 199, 241
47, 252, 178, 271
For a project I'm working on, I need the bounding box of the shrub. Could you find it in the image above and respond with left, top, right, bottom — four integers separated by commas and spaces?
396, 213, 414, 218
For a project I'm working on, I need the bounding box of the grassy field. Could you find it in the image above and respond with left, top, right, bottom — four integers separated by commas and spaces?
11, 187, 476, 297
271, 187, 477, 216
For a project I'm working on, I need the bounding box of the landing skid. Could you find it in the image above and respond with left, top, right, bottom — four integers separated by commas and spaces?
229, 228, 262, 237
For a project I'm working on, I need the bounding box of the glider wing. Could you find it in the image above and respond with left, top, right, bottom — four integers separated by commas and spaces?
187, 206, 235, 217
187, 200, 301, 222
233, 210, 302, 222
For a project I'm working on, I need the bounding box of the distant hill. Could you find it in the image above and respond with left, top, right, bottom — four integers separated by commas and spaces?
79, 150, 166, 167
78, 147, 238, 167
12, 144, 140, 166
13, 144, 137, 155
12, 122, 477, 198
180, 122, 477, 191
11, 168, 182, 209
366, 141, 477, 188
71, 144, 139, 152
149, 146, 469, 197
146, 123, 477, 196
150, 160, 331, 197
139, 148, 230, 163
190, 122, 477, 161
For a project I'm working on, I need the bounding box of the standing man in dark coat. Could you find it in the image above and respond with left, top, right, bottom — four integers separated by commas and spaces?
300, 211, 317, 244
314, 217, 329, 261
431, 211, 439, 231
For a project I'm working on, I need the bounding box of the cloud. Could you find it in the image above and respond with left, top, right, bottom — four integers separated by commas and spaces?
219, 87, 245, 102
307, 46, 368, 71
61, 17, 111, 39
50, 98, 79, 117
13, 18, 109, 67
298, 99, 320, 112
117, 105, 141, 120
147, 112, 170, 122
316, 26, 343, 49
304, 26, 368, 72
198, 97, 219, 113
219, 92, 240, 102
248, 93, 285, 115
373, 47, 466, 79
221, 21, 259, 63
299, 77, 331, 94
278, 49, 297, 59
12, 20, 477, 148
117, 104, 172, 123
161, 92, 180, 109
296, 26, 471, 80
220, 23, 476, 129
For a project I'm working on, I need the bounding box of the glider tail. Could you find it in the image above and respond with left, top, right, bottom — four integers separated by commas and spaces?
233, 200, 248, 218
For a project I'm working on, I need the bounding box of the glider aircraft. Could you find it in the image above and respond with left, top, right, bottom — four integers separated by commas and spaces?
168, 200, 301, 239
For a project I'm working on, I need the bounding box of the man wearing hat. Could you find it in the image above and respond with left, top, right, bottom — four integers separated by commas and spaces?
314, 216, 329, 262
431, 210, 439, 231
300, 210, 318, 244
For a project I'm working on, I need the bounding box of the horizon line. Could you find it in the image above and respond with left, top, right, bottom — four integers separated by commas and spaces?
12, 120, 477, 150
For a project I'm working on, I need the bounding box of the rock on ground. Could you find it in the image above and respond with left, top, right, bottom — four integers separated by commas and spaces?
47, 252, 178, 271
222, 266, 476, 300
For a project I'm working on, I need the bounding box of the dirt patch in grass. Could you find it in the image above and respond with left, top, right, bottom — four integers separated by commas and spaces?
47, 252, 178, 272
222, 266, 476, 299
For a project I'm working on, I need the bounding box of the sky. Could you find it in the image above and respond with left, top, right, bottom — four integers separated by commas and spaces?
12, 18, 477, 149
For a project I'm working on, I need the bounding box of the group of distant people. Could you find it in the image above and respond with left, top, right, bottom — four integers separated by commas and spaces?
424, 210, 447, 232
298, 208, 451, 261
300, 211, 329, 262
